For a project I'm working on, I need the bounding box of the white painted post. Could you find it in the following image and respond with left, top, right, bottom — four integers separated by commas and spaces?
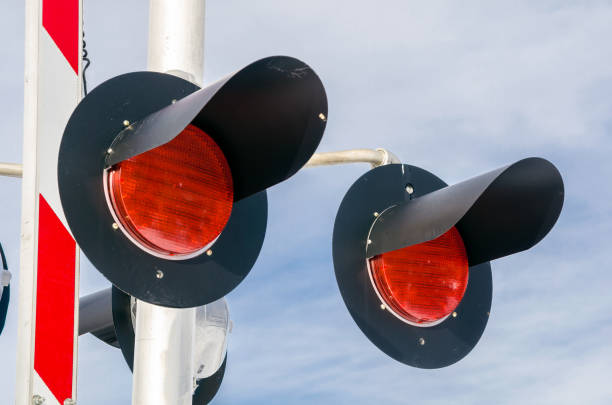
131, 1, 206, 404
16, 0, 82, 404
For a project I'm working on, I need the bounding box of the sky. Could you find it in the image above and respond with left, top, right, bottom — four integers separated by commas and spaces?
1, 1, 612, 404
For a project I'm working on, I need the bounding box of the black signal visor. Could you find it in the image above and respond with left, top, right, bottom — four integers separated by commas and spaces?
366, 157, 564, 265
104, 56, 328, 202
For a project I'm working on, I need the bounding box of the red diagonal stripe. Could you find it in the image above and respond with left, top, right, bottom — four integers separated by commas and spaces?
34, 194, 76, 403
43, 0, 79, 74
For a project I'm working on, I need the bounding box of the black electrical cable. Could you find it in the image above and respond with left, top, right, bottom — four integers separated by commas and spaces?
82, 31, 91, 96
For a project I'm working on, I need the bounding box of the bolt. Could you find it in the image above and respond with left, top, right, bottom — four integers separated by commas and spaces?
405, 184, 414, 194
373, 212, 379, 217
418, 337, 425, 346
206, 249, 213, 256
32, 395, 45, 405
452, 311, 457, 318
107, 148, 113, 154
318, 113, 327, 121
123, 120, 130, 127
156, 270, 164, 279
112, 222, 119, 230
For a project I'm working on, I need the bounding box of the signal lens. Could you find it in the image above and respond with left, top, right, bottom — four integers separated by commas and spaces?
105, 125, 233, 259
368, 227, 469, 326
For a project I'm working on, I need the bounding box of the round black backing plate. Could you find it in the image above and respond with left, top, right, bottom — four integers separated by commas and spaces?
193, 355, 227, 405
112, 286, 135, 370
59, 72, 268, 308
0, 285, 9, 335
333, 164, 493, 369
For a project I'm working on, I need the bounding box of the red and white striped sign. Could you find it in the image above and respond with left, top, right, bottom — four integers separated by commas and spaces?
16, 0, 82, 404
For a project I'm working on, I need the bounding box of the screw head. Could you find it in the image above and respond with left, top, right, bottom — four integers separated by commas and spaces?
112, 222, 119, 230
32, 395, 45, 405
107, 148, 113, 154
452, 311, 458, 318
418, 337, 426, 346
405, 184, 414, 194
380, 304, 386, 310
373, 212, 379, 217
318, 112, 327, 121
206, 249, 213, 256
123, 120, 130, 127
155, 270, 164, 279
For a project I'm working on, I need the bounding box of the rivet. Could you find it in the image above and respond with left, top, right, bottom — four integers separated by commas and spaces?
206, 249, 213, 256
380, 304, 386, 310
32, 395, 45, 405
367, 239, 372, 245
107, 148, 113, 154
452, 311, 457, 318
318, 113, 327, 121
112, 222, 119, 230
418, 337, 425, 346
123, 120, 130, 127
156, 270, 164, 279
373, 212, 379, 217
405, 184, 414, 194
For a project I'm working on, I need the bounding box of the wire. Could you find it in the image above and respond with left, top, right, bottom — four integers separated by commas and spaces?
82, 31, 91, 96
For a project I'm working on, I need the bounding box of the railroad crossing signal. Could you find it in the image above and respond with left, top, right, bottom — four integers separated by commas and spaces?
333, 158, 564, 368
57, 56, 328, 308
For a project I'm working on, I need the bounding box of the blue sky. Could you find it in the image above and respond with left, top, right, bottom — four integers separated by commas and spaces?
1, 1, 612, 404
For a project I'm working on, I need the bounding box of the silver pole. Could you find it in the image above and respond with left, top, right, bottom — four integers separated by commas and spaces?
131, 1, 204, 404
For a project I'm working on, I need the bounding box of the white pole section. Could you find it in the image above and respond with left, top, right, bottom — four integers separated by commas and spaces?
131, 1, 205, 405
132, 304, 196, 405
147, 0, 206, 86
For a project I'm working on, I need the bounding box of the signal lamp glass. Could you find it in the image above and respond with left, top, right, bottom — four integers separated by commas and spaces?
105, 125, 233, 260
368, 227, 469, 327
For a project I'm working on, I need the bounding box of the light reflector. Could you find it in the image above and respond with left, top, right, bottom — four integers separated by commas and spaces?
368, 227, 469, 326
105, 125, 233, 259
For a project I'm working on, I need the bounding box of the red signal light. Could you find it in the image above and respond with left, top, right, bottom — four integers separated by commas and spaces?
368, 227, 469, 326
105, 125, 233, 259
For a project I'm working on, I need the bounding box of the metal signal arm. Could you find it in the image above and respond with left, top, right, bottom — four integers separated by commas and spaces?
305, 148, 400, 168
0, 148, 401, 180
0, 162, 23, 177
